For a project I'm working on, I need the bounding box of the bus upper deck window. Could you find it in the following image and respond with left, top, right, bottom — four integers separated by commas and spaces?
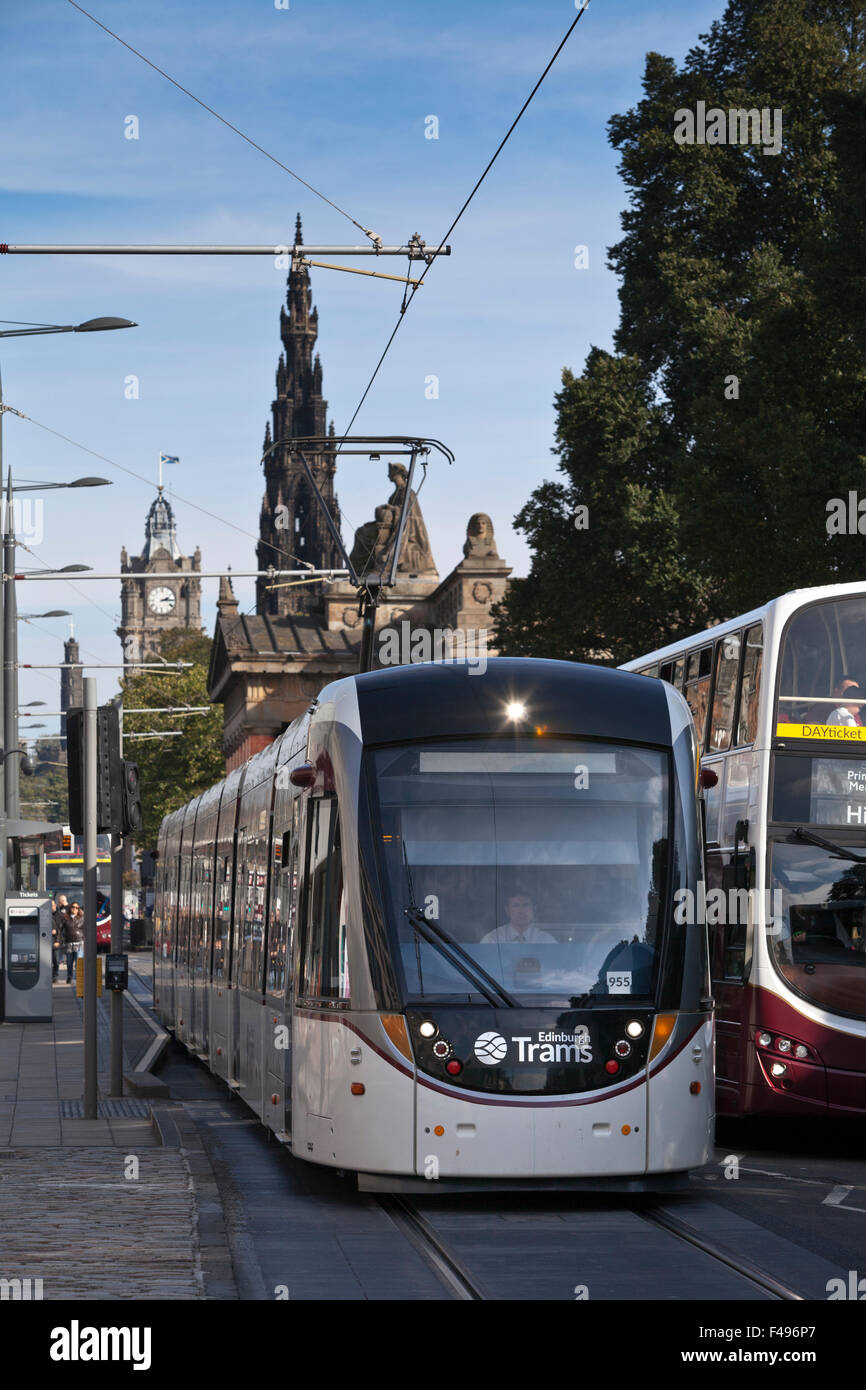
709, 634, 741, 753
736, 624, 763, 745
684, 647, 713, 747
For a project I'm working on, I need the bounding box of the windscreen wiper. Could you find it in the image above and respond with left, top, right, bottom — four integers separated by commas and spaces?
793, 826, 866, 864
402, 844, 517, 1008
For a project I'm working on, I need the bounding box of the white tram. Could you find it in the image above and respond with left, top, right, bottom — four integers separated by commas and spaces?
154, 659, 713, 1190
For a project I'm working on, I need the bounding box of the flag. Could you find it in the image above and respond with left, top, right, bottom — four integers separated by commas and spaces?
160, 454, 179, 466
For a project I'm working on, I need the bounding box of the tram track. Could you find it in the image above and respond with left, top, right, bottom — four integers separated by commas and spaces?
379, 1196, 490, 1300
382, 1195, 809, 1301
636, 1205, 806, 1302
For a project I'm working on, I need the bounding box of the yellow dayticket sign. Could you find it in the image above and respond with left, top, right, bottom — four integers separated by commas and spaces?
75, 956, 103, 997
776, 722, 866, 742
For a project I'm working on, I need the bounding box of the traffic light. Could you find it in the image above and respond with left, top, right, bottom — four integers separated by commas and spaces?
122, 759, 142, 834
66, 703, 141, 835
97, 704, 122, 833
66, 707, 84, 835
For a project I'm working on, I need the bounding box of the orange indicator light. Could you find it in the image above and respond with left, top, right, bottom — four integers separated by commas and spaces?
621, 1125, 631, 1135
689, 1081, 701, 1095
351, 1083, 365, 1096
433, 1124, 445, 1136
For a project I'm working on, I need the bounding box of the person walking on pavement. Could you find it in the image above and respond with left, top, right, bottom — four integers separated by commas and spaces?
63, 902, 85, 983
51, 895, 69, 982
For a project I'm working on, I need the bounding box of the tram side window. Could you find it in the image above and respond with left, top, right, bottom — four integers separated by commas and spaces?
684, 647, 713, 747
735, 624, 763, 746
214, 855, 231, 980
300, 799, 347, 1000
266, 831, 289, 997
238, 835, 267, 993
709, 634, 741, 753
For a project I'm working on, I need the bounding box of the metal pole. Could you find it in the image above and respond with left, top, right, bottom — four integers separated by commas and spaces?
110, 830, 123, 1095
109, 699, 123, 1095
0, 367, 4, 1015
3, 470, 17, 819
0, 366, 5, 817
16, 569, 349, 581
83, 677, 98, 1119
0, 244, 450, 257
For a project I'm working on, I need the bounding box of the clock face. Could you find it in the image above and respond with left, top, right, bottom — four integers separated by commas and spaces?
148, 585, 176, 615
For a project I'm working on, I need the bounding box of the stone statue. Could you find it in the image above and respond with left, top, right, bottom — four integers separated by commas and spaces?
463, 513, 500, 560
350, 462, 436, 577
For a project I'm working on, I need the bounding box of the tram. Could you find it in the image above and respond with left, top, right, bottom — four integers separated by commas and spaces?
623, 581, 866, 1119
154, 658, 713, 1189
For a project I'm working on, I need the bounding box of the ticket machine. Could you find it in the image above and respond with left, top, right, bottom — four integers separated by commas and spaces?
2, 896, 53, 1021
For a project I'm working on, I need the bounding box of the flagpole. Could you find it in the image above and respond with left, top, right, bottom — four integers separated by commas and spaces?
158, 453, 163, 493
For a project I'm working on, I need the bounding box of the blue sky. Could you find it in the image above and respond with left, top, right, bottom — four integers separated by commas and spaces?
2, 0, 721, 750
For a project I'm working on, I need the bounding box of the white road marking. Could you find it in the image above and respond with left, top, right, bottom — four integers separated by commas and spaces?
823, 1185, 854, 1207
821, 1184, 866, 1214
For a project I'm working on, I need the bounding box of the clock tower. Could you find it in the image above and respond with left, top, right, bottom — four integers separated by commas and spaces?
118, 487, 202, 665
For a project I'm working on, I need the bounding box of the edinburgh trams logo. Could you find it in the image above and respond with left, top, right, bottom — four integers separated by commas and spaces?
473, 1027, 592, 1065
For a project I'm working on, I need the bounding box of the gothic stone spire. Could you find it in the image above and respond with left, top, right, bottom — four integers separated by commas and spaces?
257, 214, 341, 617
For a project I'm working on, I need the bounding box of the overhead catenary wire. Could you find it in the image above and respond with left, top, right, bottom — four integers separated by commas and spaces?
65, 0, 380, 245
341, 0, 593, 437
1, 403, 315, 572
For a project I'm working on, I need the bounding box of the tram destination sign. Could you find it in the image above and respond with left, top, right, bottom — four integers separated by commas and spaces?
773, 754, 866, 827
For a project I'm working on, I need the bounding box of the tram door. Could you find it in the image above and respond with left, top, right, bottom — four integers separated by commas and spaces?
265, 809, 298, 1141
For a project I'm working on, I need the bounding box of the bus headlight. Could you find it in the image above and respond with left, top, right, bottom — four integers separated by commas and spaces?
770, 1062, 787, 1078
757, 1031, 772, 1047
776, 1037, 792, 1053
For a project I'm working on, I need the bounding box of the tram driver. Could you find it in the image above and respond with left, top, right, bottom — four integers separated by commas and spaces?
480, 889, 556, 945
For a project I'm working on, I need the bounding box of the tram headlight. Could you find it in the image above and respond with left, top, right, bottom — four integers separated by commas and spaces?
625, 1020, 644, 1039
506, 701, 527, 722
776, 1037, 792, 1053
757, 1031, 772, 1047
794, 1043, 809, 1060
419, 1020, 438, 1039
770, 1062, 787, 1078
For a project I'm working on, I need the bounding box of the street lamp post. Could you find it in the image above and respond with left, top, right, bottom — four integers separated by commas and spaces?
3, 480, 108, 821
0, 314, 134, 1029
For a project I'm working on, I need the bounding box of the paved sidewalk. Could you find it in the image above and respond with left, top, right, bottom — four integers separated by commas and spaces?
0, 968, 238, 1299
0, 976, 158, 1147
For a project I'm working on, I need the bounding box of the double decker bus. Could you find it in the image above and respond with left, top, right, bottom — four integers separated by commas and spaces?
44, 827, 113, 949
622, 581, 866, 1119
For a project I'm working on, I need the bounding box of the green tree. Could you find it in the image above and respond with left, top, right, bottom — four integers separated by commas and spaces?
121, 629, 223, 845
495, 0, 866, 660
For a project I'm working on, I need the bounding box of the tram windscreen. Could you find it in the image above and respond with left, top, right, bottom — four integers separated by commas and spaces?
769, 842, 866, 1020
369, 739, 670, 1004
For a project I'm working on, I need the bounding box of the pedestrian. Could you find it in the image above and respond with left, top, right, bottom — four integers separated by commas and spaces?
64, 902, 84, 983
51, 895, 69, 982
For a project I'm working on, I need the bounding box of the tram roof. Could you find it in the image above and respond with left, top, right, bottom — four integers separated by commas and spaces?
333, 657, 676, 747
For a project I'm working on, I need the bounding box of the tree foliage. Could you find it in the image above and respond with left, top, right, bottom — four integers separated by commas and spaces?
494, 0, 866, 663
121, 629, 223, 846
